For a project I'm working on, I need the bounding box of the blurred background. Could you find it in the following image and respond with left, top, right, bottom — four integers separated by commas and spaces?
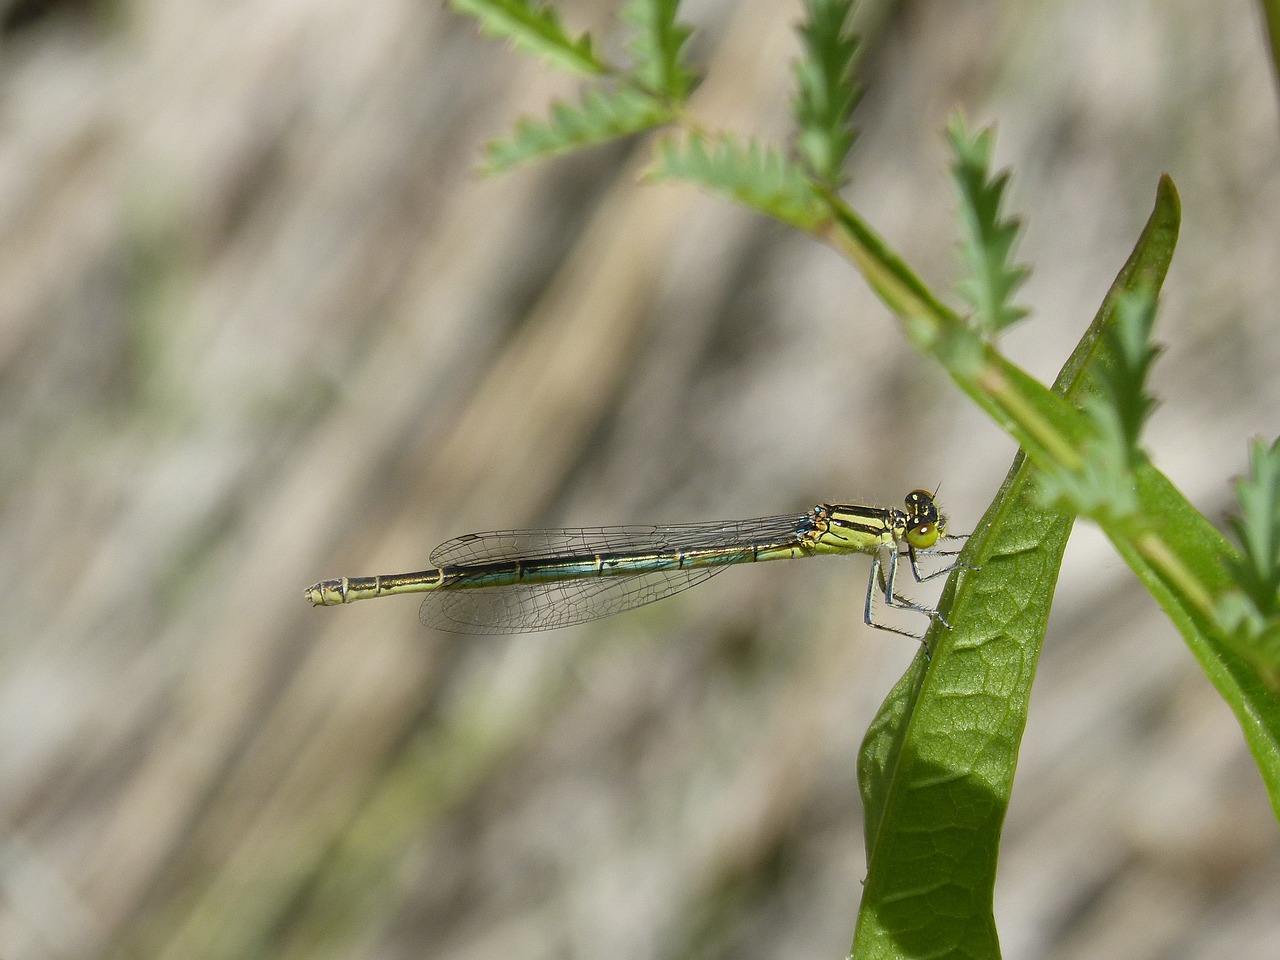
3, 0, 1280, 957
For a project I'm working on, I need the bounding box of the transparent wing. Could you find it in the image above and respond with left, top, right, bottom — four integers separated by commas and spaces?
420, 566, 729, 634
422, 513, 810, 634
428, 514, 808, 565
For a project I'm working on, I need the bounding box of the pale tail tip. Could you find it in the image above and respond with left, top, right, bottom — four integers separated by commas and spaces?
305, 578, 345, 606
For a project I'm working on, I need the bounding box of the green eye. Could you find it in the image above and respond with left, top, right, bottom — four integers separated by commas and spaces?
903, 489, 944, 549
907, 522, 941, 550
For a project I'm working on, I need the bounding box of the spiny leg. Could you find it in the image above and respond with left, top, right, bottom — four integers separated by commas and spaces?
865, 548, 943, 640
907, 534, 971, 584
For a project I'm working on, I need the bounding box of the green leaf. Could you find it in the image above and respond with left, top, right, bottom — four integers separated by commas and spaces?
450, 0, 607, 76
1227, 436, 1280, 619
482, 86, 672, 173
623, 0, 696, 101
1108, 463, 1280, 817
857, 656, 927, 851
1036, 398, 1138, 518
1039, 289, 1161, 519
835, 172, 1280, 821
649, 132, 827, 229
1215, 436, 1280, 685
967, 186, 1280, 817
792, 0, 860, 187
853, 171, 1184, 958
1094, 288, 1161, 455
948, 116, 1030, 337
856, 463, 1069, 958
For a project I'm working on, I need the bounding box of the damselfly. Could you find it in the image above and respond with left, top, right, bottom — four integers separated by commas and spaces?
306, 490, 963, 639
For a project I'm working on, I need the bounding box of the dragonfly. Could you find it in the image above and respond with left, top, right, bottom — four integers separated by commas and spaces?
305, 489, 964, 640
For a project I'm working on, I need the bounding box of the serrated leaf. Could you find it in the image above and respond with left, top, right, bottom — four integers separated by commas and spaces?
450, 0, 607, 76
623, 0, 696, 101
1038, 290, 1161, 523
1215, 436, 1280, 684
949, 115, 1030, 336
1095, 289, 1160, 453
1037, 397, 1140, 519
792, 0, 860, 187
649, 133, 826, 229
482, 87, 671, 173
1227, 436, 1280, 619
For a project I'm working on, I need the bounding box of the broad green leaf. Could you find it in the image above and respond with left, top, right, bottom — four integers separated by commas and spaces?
853, 173, 1183, 958
1108, 462, 1280, 816
858, 655, 927, 849
855, 463, 1068, 958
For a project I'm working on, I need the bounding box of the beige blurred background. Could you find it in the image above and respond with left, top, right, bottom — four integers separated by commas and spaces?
3, 0, 1280, 957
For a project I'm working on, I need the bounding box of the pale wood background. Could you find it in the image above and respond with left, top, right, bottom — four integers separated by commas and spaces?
2, 1, 1279, 958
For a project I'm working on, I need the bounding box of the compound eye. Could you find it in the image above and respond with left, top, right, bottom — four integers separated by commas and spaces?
903, 489, 944, 549
907, 522, 941, 550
